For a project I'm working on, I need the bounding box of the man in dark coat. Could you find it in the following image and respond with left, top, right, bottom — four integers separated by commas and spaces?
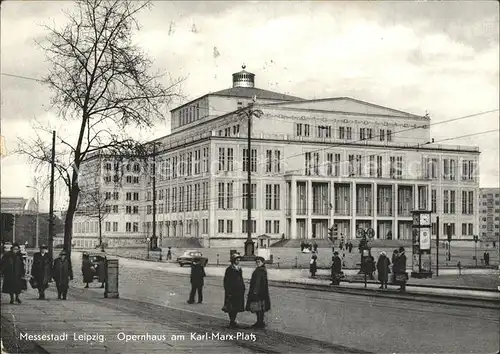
31, 244, 52, 299
223, 253, 245, 328
0, 243, 25, 304
52, 250, 73, 300
348, 242, 353, 253
96, 253, 107, 288
246, 256, 271, 329
81, 253, 94, 288
187, 257, 206, 304
376, 252, 391, 289
394, 247, 407, 291
331, 252, 342, 285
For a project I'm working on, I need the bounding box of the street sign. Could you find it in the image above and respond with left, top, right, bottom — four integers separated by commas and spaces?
356, 228, 365, 238
366, 228, 374, 239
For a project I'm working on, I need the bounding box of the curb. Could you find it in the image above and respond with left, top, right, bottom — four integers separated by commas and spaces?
108, 253, 498, 294
266, 280, 500, 309
0, 315, 50, 354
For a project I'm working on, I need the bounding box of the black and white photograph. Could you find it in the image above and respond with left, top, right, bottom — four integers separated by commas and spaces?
1, 1, 499, 353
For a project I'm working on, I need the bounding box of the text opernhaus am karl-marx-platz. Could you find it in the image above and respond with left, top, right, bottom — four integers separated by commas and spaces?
65, 66, 480, 249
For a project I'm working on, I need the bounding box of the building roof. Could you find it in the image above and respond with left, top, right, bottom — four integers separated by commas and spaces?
1, 197, 37, 214
210, 87, 304, 102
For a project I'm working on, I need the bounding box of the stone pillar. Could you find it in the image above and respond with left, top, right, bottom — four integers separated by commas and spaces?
413, 184, 418, 211
307, 179, 313, 239
351, 181, 357, 240
329, 180, 334, 226
394, 183, 399, 240
290, 178, 297, 239
373, 182, 378, 239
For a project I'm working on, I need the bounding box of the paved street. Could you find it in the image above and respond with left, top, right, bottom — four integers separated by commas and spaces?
92, 254, 499, 353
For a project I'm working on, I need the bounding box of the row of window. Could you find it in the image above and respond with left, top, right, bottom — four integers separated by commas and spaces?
304, 153, 402, 178
295, 124, 393, 142
422, 158, 476, 181
218, 124, 240, 137
430, 190, 474, 215
146, 182, 210, 213
154, 147, 210, 181
178, 102, 201, 127
430, 223, 474, 236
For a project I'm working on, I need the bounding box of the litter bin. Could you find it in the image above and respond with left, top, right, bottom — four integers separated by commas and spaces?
104, 259, 119, 299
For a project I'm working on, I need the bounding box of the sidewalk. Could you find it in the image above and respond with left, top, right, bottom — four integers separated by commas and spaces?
110, 255, 500, 302
0, 287, 252, 354
0, 285, 366, 354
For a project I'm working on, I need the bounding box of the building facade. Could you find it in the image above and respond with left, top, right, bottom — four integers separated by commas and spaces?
73, 67, 481, 248
479, 188, 500, 242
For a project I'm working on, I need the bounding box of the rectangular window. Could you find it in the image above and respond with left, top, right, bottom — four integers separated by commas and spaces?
218, 220, 224, 233
462, 191, 467, 214
313, 153, 319, 175
450, 190, 456, 214
266, 150, 272, 173
194, 150, 201, 174
305, 152, 311, 176
265, 220, 272, 234
273, 220, 280, 234
126, 222, 132, 233
387, 130, 392, 142
380, 129, 385, 141
218, 148, 225, 172
327, 153, 333, 176
187, 152, 193, 176
339, 126, 345, 139
113, 222, 118, 232
274, 150, 281, 173
227, 148, 234, 171
227, 182, 233, 209
227, 220, 233, 233
431, 222, 437, 235
274, 184, 280, 210
468, 191, 474, 214
105, 222, 111, 232
377, 156, 383, 178
202, 219, 208, 234
334, 154, 340, 177
203, 147, 209, 173
369, 155, 375, 177
265, 184, 272, 210
468, 223, 473, 236
462, 223, 467, 236
346, 127, 352, 140
133, 222, 138, 232
443, 190, 449, 214
202, 182, 208, 210
359, 128, 366, 140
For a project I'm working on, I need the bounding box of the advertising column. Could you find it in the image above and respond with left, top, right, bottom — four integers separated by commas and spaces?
411, 210, 433, 278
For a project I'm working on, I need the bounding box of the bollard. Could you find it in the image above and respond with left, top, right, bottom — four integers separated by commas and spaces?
104, 259, 119, 299
217, 254, 219, 266
277, 257, 280, 269
295, 256, 298, 269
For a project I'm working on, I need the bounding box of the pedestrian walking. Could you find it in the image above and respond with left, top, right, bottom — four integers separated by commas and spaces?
376, 251, 391, 289
313, 242, 318, 253
0, 243, 25, 304
222, 253, 245, 328
30, 245, 52, 299
166, 247, 172, 261
393, 247, 407, 291
187, 257, 206, 304
331, 252, 342, 285
81, 253, 94, 288
52, 250, 73, 300
246, 256, 271, 329
484, 252, 490, 266
309, 253, 318, 278
97, 254, 106, 288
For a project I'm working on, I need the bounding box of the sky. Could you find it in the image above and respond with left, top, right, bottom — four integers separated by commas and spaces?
1, 0, 499, 212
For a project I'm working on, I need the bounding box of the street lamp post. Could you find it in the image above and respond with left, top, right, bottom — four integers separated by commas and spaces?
26, 185, 39, 249
240, 96, 263, 257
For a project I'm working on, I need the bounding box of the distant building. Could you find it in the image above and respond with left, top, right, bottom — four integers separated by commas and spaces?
74, 67, 481, 248
1, 197, 37, 215
479, 188, 500, 242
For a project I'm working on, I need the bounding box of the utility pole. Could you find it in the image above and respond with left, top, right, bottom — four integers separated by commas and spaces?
48, 130, 55, 260
242, 97, 263, 257
152, 143, 157, 250
436, 216, 439, 276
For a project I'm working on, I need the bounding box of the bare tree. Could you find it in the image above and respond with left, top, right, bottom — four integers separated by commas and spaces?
17, 0, 182, 254
78, 184, 110, 251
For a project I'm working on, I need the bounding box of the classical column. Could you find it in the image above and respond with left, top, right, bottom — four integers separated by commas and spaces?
290, 178, 297, 239
351, 181, 357, 240
394, 183, 399, 240
373, 182, 378, 239
307, 179, 313, 239
427, 184, 432, 212
329, 180, 334, 225
413, 184, 418, 211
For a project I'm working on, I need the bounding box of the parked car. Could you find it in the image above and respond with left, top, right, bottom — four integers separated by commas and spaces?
87, 253, 107, 279
177, 250, 208, 267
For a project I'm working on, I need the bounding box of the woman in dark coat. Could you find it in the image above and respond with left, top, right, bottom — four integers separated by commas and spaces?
0, 243, 25, 304
31, 244, 52, 299
81, 253, 94, 288
223, 253, 245, 328
376, 251, 391, 289
309, 253, 318, 278
393, 247, 407, 291
246, 256, 271, 329
52, 250, 73, 300
331, 252, 342, 285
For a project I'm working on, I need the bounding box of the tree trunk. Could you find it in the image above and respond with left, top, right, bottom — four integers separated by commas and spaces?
64, 184, 80, 257
98, 210, 103, 250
